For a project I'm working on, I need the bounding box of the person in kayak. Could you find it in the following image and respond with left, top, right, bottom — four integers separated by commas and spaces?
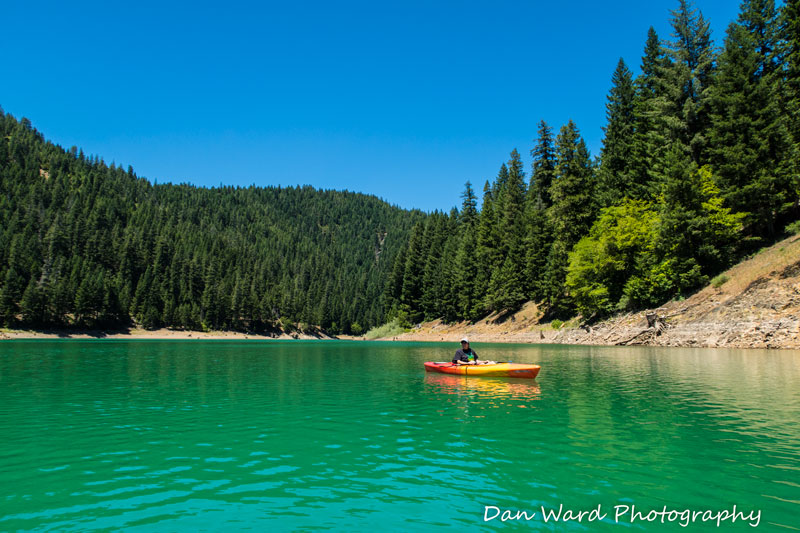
453, 337, 480, 365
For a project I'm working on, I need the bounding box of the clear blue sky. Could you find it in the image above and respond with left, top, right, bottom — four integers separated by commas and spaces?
4, 0, 741, 212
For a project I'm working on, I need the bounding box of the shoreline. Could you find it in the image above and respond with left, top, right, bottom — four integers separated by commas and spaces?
4, 324, 798, 350
0, 328, 336, 341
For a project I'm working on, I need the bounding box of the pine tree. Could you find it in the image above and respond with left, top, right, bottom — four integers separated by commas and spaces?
400, 222, 427, 323
438, 213, 461, 322
454, 228, 480, 320
708, 0, 794, 237
420, 213, 448, 319
656, 152, 745, 297
523, 196, 553, 302
780, 0, 800, 197
629, 27, 671, 199
459, 181, 478, 226
486, 150, 527, 312
549, 121, 596, 247
545, 120, 596, 311
655, 0, 716, 168
529, 121, 557, 208
597, 58, 637, 206
473, 179, 496, 317
20, 276, 46, 325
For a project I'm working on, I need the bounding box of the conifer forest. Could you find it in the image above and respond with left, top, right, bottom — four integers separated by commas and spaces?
2, 0, 799, 333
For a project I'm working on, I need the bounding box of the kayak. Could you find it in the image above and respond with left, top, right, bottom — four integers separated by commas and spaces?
424, 361, 540, 379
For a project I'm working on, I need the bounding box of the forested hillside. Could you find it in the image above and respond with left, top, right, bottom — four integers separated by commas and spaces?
0, 110, 422, 334
3, 0, 798, 337
385, 0, 800, 325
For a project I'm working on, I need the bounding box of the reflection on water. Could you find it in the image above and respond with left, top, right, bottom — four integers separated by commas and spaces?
0, 340, 798, 531
424, 373, 541, 403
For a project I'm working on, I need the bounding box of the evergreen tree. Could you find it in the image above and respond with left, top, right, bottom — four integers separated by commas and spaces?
459, 181, 478, 226
545, 120, 596, 311
453, 182, 481, 321
454, 228, 480, 320
708, 0, 794, 237
486, 150, 527, 312
20, 276, 46, 325
400, 222, 427, 323
780, 0, 800, 196
629, 27, 671, 199
438, 211, 461, 322
655, 0, 716, 168
549, 121, 596, 247
529, 121, 557, 208
420, 213, 449, 320
523, 195, 553, 302
473, 179, 496, 317
597, 58, 637, 206
655, 154, 745, 298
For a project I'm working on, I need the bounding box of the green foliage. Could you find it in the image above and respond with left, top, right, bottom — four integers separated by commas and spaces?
566, 200, 659, 317
364, 318, 406, 340
597, 58, 637, 206
567, 164, 746, 316
711, 274, 729, 288
484, 150, 527, 313
529, 120, 557, 208
388, 0, 796, 327
708, 0, 794, 237
5, 0, 800, 335
545, 120, 596, 312
660, 0, 716, 166
0, 110, 420, 334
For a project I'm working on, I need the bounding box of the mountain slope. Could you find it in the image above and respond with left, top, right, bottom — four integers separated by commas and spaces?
0, 110, 423, 333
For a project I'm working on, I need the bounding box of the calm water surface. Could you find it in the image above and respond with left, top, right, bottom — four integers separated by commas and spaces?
0, 340, 798, 531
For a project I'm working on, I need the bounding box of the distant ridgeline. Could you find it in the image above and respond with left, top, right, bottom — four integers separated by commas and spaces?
0, 110, 423, 334
384, 0, 800, 325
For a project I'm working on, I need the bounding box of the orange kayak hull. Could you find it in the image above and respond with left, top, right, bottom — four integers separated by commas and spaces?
424, 362, 540, 379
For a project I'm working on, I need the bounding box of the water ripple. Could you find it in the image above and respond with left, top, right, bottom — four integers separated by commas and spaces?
0, 340, 798, 530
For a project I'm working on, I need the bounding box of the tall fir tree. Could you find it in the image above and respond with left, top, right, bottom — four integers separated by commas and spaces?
453, 182, 481, 321
486, 150, 527, 312
629, 27, 671, 199
651, 0, 716, 175
523, 197, 554, 302
472, 180, 495, 319
544, 121, 596, 312
708, 0, 795, 237
549, 121, 596, 248
459, 181, 478, 226
400, 222, 427, 323
420, 213, 449, 320
597, 58, 637, 206
780, 0, 800, 198
529, 120, 557, 208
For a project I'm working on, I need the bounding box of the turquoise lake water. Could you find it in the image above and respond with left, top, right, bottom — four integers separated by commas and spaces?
0, 340, 798, 531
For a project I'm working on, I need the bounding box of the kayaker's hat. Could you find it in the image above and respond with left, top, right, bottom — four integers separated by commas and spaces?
460, 337, 469, 344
